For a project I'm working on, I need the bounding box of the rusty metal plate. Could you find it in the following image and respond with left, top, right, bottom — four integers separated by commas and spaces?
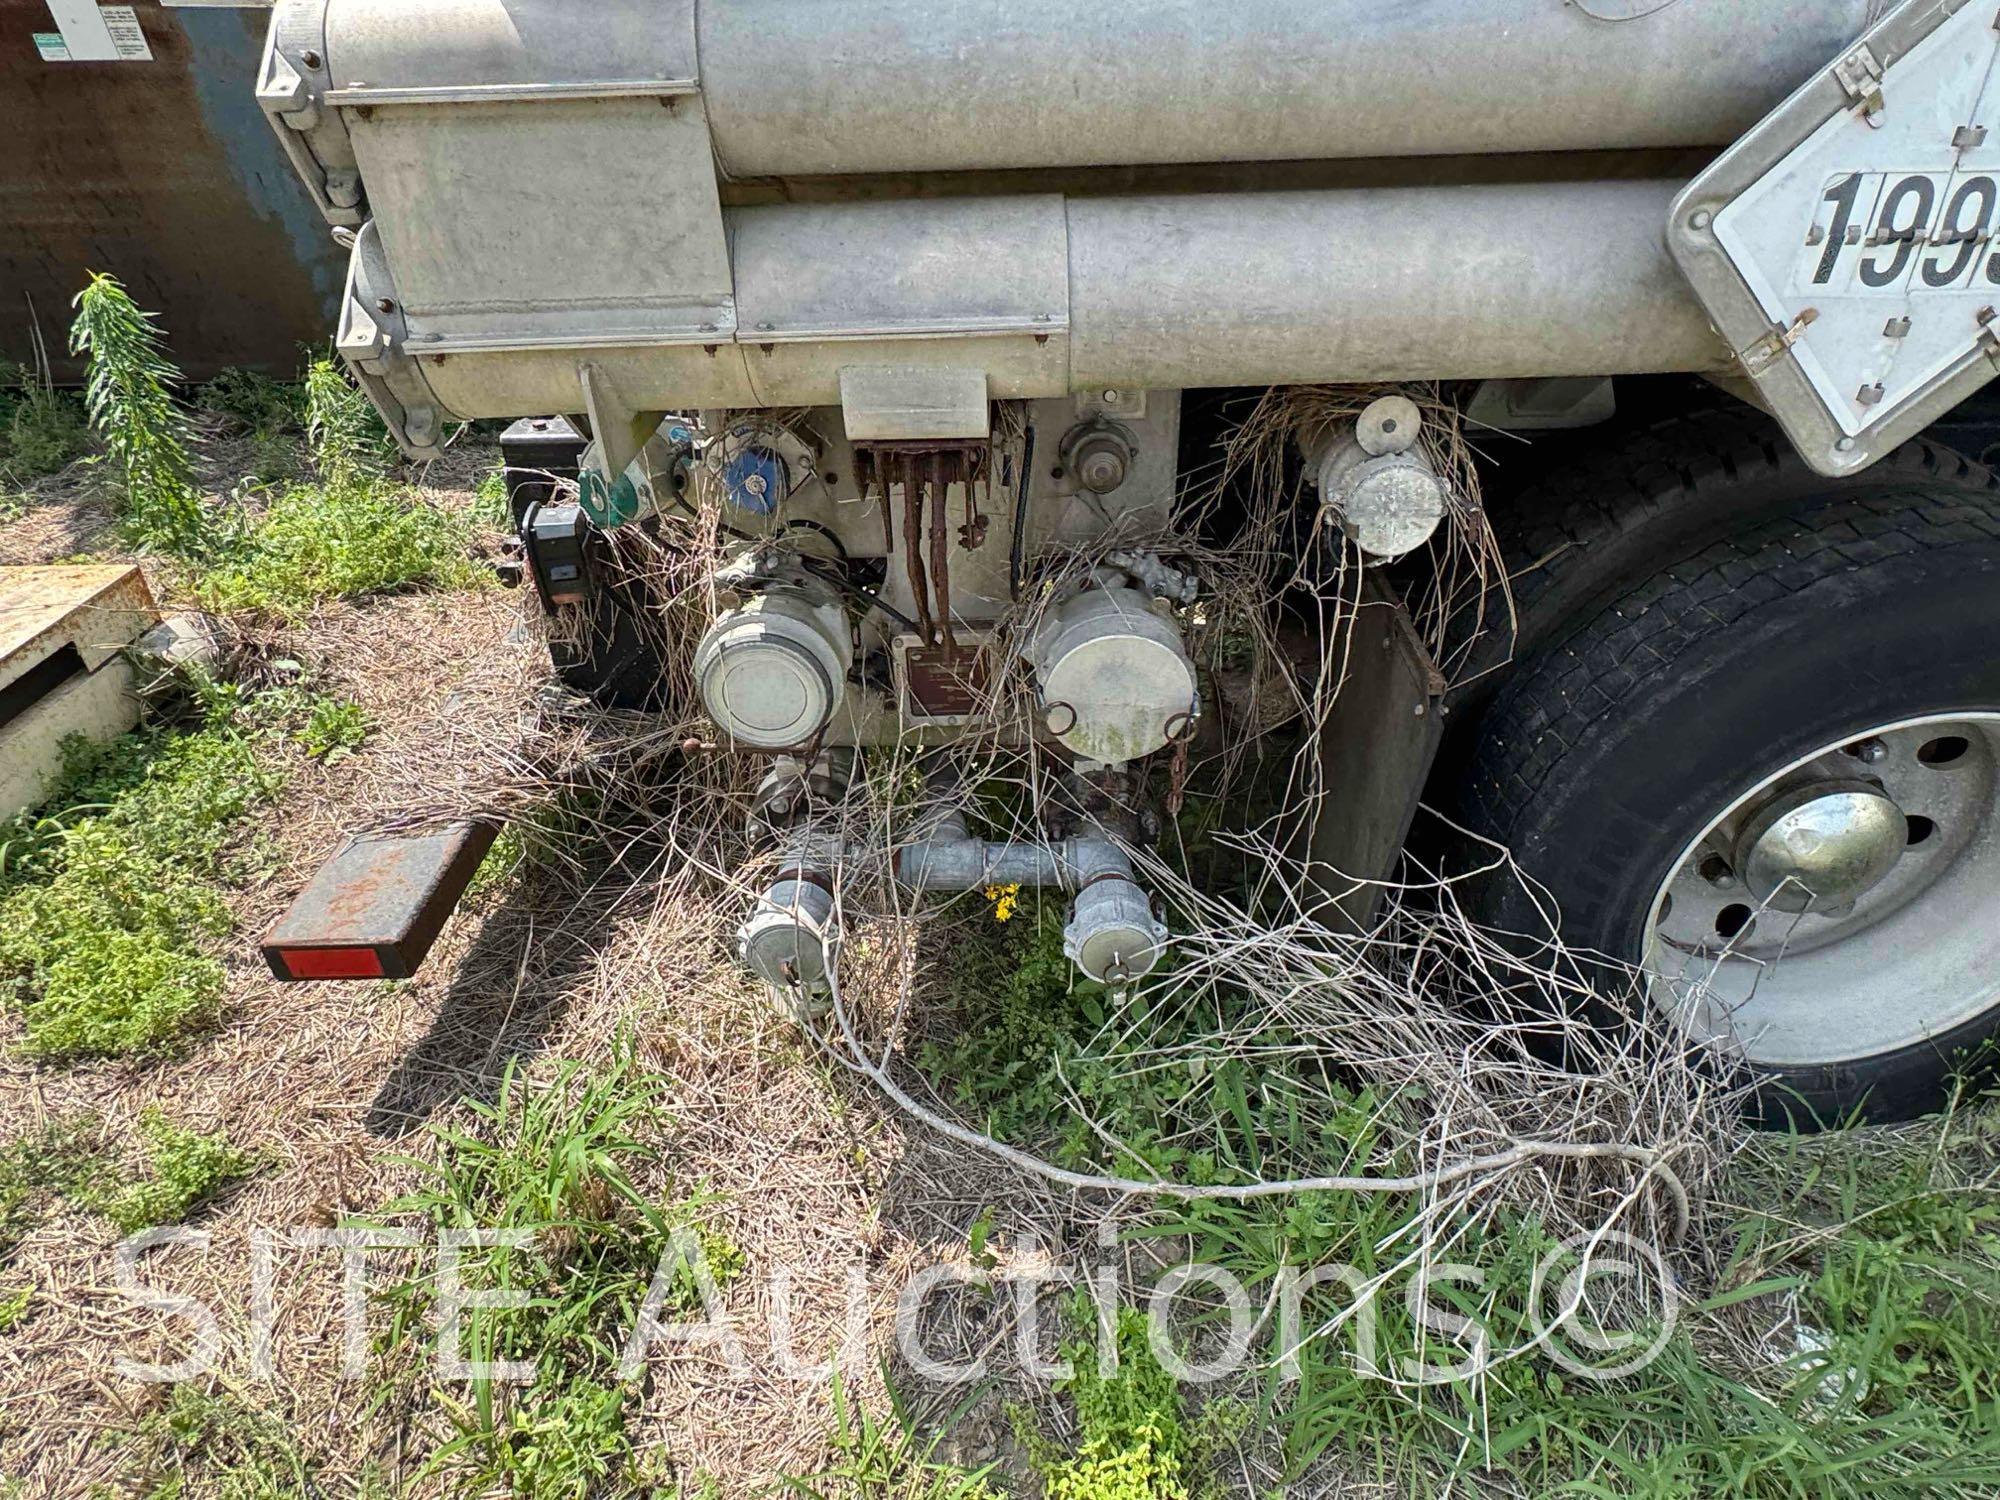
262, 821, 497, 981
893, 635, 991, 723
0, 563, 157, 680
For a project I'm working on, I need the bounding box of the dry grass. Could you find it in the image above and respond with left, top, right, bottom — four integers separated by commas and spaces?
0, 438, 1057, 1497
0, 391, 1773, 1498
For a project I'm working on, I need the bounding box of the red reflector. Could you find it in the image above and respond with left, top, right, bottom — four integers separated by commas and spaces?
274, 946, 385, 980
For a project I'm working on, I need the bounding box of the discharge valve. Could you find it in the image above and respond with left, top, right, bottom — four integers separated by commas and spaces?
694, 551, 852, 750
1030, 553, 1199, 767
1308, 395, 1448, 561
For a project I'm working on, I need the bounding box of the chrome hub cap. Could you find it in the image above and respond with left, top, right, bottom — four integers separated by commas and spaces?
1732, 781, 1905, 914
1645, 714, 2000, 1069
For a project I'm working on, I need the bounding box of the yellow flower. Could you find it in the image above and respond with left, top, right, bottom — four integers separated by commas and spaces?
983, 882, 1021, 922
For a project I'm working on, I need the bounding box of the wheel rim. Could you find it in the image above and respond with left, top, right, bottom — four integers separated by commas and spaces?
1643, 712, 2000, 1069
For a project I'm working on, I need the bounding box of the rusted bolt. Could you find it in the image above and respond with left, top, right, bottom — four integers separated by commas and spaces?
301, 49, 320, 68
759, 342, 775, 354
376, 297, 396, 314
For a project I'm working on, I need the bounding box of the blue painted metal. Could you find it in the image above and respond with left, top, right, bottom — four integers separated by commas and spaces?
723, 445, 787, 515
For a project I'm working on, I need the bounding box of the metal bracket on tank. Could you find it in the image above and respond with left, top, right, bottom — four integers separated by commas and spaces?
576, 364, 665, 529
257, 0, 363, 227
335, 222, 445, 460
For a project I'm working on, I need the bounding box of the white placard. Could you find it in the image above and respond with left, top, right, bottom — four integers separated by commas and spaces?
38, 0, 151, 61
99, 6, 152, 60
1713, 4, 1998, 436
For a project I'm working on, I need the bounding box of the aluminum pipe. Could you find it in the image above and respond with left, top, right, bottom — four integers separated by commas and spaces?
407, 178, 1730, 423
1063, 179, 1731, 389
894, 836, 1132, 892
697, 0, 1867, 178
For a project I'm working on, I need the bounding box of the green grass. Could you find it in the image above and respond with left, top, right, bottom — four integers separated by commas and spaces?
1022, 1306, 1230, 1500
0, 1117, 108, 1257
779, 1367, 1001, 1500
922, 906, 2000, 1497
0, 1282, 31, 1333
64, 288, 480, 612
196, 369, 303, 440
371, 1046, 742, 1500
98, 1110, 259, 1235
0, 664, 382, 1059
115, 1385, 346, 1500
0, 362, 89, 483
197, 478, 482, 619
0, 723, 276, 1059
296, 696, 370, 762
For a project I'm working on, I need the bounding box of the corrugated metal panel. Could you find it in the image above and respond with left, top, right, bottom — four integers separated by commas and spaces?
1, 0, 341, 379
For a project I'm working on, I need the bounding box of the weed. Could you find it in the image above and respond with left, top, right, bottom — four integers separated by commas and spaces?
779, 1366, 1001, 1500
296, 697, 369, 762
374, 1046, 739, 1500
1017, 1306, 1209, 1500
468, 825, 526, 897
1151, 1138, 2000, 1497
0, 703, 285, 1059
474, 467, 512, 528
68, 274, 206, 553
921, 899, 1376, 1186
303, 354, 394, 489
0, 1117, 108, 1257
0, 1284, 31, 1332
0, 362, 89, 481
97, 1111, 259, 1235
197, 479, 480, 619
196, 368, 302, 438
119, 1385, 325, 1500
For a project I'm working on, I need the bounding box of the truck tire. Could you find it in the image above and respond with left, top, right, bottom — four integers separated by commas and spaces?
1452, 479, 2000, 1127
1448, 407, 1995, 710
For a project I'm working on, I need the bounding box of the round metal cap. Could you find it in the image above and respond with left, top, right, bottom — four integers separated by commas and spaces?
1355, 395, 1423, 456
739, 907, 830, 988
1341, 460, 1446, 559
1733, 781, 1905, 913
1069, 920, 1163, 984
698, 625, 834, 749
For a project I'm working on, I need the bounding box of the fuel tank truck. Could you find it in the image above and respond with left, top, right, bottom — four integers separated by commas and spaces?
255, 0, 2000, 1128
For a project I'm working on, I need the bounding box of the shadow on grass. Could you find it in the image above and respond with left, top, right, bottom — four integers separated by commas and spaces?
362, 853, 649, 1139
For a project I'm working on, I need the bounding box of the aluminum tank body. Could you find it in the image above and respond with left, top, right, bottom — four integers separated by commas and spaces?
256, 0, 1870, 442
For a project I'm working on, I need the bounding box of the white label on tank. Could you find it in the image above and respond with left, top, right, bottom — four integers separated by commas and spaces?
39, 0, 150, 61
100, 7, 152, 59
